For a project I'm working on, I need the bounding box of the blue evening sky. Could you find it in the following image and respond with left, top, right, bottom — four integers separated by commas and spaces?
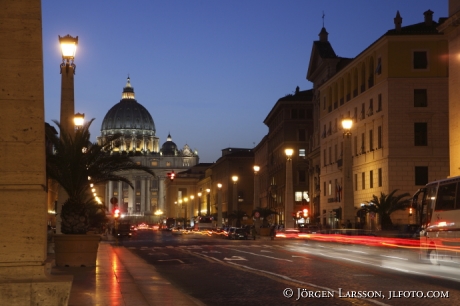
41, 1, 447, 163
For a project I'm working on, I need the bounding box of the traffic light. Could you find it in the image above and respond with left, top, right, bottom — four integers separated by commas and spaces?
168, 171, 175, 181
114, 208, 120, 219
303, 208, 308, 218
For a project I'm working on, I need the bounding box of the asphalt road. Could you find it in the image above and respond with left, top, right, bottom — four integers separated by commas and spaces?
119, 230, 460, 306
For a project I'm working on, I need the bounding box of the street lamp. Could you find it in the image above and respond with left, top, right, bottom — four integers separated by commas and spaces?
197, 192, 202, 216
56, 35, 78, 235
183, 197, 188, 229
232, 176, 239, 226
285, 148, 294, 228
59, 34, 78, 136
253, 165, 260, 210
206, 188, 211, 215
190, 195, 194, 227
341, 118, 354, 229
74, 112, 85, 129
217, 183, 222, 228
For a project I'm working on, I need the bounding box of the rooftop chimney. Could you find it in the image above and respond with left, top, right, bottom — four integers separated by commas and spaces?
424, 9, 434, 26
394, 11, 402, 31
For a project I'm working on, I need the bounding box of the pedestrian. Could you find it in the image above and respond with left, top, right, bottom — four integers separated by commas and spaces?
270, 225, 276, 240
251, 225, 256, 240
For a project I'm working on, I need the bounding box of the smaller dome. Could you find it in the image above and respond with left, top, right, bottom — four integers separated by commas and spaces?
161, 133, 178, 156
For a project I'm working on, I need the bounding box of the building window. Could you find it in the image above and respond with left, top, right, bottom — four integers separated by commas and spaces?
323, 97, 326, 110
166, 161, 171, 167
370, 170, 374, 188
299, 170, 306, 183
369, 129, 373, 151
354, 174, 358, 191
361, 133, 365, 154
414, 89, 427, 107
298, 129, 306, 141
328, 181, 332, 196
151, 160, 158, 166
323, 149, 326, 166
291, 109, 298, 119
377, 126, 382, 149
376, 57, 382, 75
378, 168, 383, 187
368, 99, 373, 116
377, 94, 382, 112
299, 149, 305, 157
413, 51, 428, 69
323, 182, 326, 196
299, 109, 305, 119
414, 122, 428, 146
354, 135, 358, 156
415, 166, 429, 186
334, 144, 337, 162
295, 191, 303, 201
362, 172, 365, 190
328, 147, 331, 164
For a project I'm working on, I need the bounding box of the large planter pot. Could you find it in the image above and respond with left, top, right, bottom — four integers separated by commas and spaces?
54, 234, 100, 267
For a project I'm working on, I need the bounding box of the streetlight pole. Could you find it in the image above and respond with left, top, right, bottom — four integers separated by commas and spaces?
206, 188, 211, 216
57, 34, 78, 234
253, 165, 260, 211
217, 183, 222, 228
59, 34, 78, 136
342, 118, 355, 229
285, 149, 294, 229
190, 195, 194, 228
197, 192, 202, 216
232, 176, 239, 227
183, 197, 188, 229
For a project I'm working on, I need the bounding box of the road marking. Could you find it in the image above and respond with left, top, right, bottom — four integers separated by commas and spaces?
260, 250, 272, 253
225, 248, 293, 262
292, 255, 310, 259
158, 259, 184, 263
224, 256, 247, 261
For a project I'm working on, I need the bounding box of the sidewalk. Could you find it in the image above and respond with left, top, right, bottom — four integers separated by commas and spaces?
50, 236, 205, 306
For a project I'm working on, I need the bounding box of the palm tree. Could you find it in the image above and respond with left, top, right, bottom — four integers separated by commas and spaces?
46, 119, 155, 234
364, 189, 411, 230
228, 210, 247, 227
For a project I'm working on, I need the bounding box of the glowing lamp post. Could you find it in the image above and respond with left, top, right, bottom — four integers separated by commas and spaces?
206, 188, 211, 215
342, 118, 355, 229
253, 165, 260, 210
74, 112, 85, 129
197, 192, 202, 216
59, 34, 78, 136
232, 176, 239, 226
285, 148, 294, 228
217, 183, 223, 228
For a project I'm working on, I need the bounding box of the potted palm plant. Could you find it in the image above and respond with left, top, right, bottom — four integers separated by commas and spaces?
46, 119, 155, 266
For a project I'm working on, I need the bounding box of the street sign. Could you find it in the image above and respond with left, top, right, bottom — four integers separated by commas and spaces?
110, 197, 118, 205
254, 211, 260, 218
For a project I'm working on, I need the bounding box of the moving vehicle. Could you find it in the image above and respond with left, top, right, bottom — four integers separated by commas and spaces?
412, 175, 460, 265
228, 228, 248, 240
116, 222, 132, 238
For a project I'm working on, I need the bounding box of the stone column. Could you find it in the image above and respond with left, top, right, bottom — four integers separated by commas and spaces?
0, 1, 72, 303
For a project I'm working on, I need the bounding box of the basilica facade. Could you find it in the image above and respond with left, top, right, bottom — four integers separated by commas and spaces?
97, 78, 199, 220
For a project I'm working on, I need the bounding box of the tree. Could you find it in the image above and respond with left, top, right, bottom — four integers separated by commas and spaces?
228, 210, 247, 227
364, 189, 411, 230
46, 119, 155, 234
252, 207, 278, 228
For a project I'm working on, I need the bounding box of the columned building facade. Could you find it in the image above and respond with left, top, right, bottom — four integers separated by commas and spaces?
97, 78, 199, 221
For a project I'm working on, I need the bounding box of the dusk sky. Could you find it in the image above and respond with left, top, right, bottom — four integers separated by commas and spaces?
41, 1, 447, 163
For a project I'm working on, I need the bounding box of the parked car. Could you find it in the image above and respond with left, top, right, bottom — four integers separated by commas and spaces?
229, 228, 249, 240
